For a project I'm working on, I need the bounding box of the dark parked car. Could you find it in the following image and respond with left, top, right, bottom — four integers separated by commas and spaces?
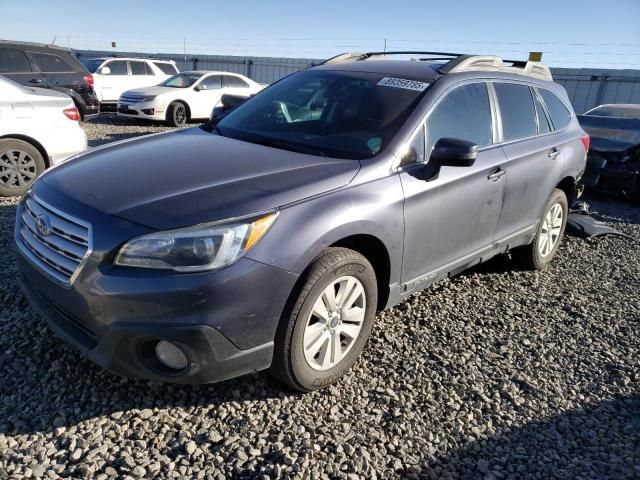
579, 104, 640, 203
0, 40, 99, 120
15, 52, 588, 391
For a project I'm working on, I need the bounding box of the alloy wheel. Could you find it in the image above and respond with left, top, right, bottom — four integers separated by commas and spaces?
303, 275, 366, 371
538, 203, 563, 257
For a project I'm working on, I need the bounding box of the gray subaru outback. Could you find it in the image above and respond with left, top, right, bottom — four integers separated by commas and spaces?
15, 52, 588, 391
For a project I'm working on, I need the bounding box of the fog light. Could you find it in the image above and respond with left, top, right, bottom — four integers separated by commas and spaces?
142, 108, 154, 115
155, 341, 188, 371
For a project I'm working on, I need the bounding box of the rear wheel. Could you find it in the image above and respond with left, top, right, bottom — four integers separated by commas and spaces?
512, 188, 568, 270
270, 248, 378, 392
166, 101, 188, 127
0, 139, 46, 197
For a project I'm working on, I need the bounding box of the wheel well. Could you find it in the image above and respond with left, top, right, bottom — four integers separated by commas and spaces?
0, 134, 50, 168
556, 176, 577, 206
330, 234, 391, 311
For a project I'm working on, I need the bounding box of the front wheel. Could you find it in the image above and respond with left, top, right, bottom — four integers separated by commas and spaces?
166, 101, 188, 127
270, 248, 378, 392
512, 188, 568, 270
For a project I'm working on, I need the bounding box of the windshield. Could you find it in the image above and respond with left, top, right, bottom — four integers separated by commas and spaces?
83, 59, 105, 73
586, 106, 640, 119
160, 73, 203, 88
214, 70, 429, 159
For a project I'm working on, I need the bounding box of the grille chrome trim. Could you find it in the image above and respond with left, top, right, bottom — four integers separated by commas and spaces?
16, 194, 93, 287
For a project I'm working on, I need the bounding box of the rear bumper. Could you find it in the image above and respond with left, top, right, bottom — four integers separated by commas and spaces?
48, 126, 87, 166
19, 272, 273, 384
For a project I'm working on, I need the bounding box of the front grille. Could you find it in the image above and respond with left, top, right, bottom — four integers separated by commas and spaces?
17, 195, 92, 286
119, 95, 143, 103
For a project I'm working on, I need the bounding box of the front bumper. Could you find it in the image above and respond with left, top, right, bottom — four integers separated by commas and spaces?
18, 272, 273, 383
117, 101, 165, 121
15, 184, 299, 383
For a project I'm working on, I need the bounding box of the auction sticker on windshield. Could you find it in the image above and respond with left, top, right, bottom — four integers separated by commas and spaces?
377, 77, 429, 91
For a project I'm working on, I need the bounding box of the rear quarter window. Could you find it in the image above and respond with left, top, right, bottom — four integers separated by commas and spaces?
29, 52, 75, 73
539, 89, 572, 130
154, 62, 178, 75
494, 83, 538, 141
0, 48, 32, 73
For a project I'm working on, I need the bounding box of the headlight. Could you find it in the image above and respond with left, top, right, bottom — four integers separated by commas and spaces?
115, 211, 278, 272
141, 95, 156, 102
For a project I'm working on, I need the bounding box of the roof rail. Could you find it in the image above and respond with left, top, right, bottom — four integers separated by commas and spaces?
320, 51, 553, 81
441, 55, 553, 80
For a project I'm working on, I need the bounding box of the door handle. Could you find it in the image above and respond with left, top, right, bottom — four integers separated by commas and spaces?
487, 168, 505, 181
28, 78, 43, 84
548, 147, 561, 159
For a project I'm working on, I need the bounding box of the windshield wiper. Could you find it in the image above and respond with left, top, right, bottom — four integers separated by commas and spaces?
247, 136, 326, 157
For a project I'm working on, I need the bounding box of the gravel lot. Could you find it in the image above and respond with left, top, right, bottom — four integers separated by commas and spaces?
1, 116, 639, 479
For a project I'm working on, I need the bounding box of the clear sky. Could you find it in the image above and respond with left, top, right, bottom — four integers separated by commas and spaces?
2, 0, 639, 69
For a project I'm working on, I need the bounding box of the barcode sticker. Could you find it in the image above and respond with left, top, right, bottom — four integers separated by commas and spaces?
377, 77, 429, 91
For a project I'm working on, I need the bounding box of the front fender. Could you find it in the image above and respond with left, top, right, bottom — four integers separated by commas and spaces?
246, 173, 405, 288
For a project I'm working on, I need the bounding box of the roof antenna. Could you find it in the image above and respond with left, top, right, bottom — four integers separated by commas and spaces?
51, 36, 57, 45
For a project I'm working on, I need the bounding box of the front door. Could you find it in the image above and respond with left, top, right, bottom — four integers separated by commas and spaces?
191, 75, 224, 119
400, 81, 507, 286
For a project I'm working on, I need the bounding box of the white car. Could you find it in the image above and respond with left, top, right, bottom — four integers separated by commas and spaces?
83, 57, 179, 106
0, 76, 87, 196
117, 71, 264, 126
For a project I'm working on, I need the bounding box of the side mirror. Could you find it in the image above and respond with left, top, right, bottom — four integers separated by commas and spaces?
429, 137, 478, 167
401, 146, 418, 165
99, 66, 111, 75
194, 85, 203, 91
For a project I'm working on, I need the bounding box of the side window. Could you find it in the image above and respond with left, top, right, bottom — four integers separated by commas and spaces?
494, 83, 538, 141
224, 75, 250, 88
129, 61, 150, 76
200, 75, 222, 90
0, 49, 32, 73
539, 89, 572, 130
532, 89, 551, 134
153, 62, 178, 75
426, 82, 493, 155
105, 60, 128, 75
29, 52, 74, 72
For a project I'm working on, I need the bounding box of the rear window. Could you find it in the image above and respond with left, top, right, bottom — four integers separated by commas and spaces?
0, 48, 31, 73
83, 59, 104, 73
29, 52, 75, 72
540, 89, 572, 129
494, 83, 538, 141
154, 62, 178, 75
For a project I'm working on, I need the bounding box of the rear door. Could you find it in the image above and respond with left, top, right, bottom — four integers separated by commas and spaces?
399, 81, 507, 285
0, 47, 46, 87
492, 82, 567, 240
26, 50, 83, 95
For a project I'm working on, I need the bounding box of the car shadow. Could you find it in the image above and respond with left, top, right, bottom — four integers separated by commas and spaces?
405, 393, 640, 479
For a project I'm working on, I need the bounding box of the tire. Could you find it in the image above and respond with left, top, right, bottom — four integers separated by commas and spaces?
512, 188, 568, 270
0, 139, 46, 197
270, 247, 378, 392
166, 102, 188, 127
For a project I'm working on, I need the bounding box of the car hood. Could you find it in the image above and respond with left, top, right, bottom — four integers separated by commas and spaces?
122, 86, 186, 97
41, 127, 360, 230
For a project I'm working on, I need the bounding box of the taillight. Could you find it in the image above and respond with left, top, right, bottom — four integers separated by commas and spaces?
581, 133, 590, 152
84, 74, 94, 89
63, 107, 80, 121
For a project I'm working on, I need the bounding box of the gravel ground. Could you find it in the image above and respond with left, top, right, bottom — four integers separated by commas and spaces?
0, 117, 639, 479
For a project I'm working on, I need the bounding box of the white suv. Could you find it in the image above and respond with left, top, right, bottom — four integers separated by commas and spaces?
83, 57, 179, 106
117, 71, 263, 126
